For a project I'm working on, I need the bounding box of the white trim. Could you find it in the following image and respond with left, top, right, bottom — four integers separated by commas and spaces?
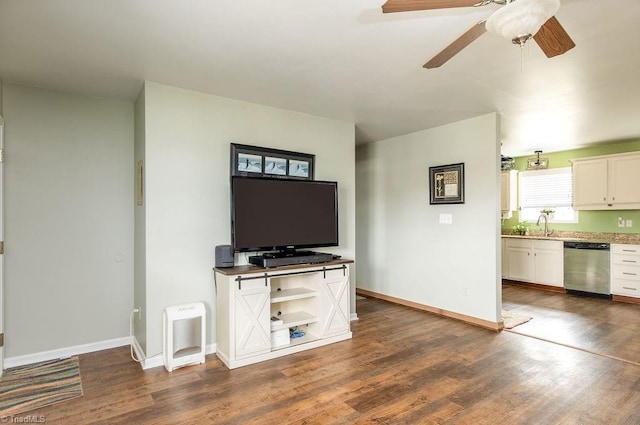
0, 115, 4, 377
519, 167, 570, 177
218, 333, 351, 369
141, 353, 164, 370
350, 313, 358, 321
570, 151, 640, 163
4, 337, 130, 368
131, 336, 149, 367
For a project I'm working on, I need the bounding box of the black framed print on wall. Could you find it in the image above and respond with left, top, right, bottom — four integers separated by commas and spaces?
429, 162, 465, 204
230, 143, 315, 180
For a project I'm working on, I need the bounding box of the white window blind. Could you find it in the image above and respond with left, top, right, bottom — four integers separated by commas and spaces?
519, 168, 573, 208
519, 167, 578, 223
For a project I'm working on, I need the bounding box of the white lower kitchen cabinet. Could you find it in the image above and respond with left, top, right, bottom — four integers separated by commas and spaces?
504, 238, 564, 287
501, 238, 508, 278
215, 260, 352, 369
505, 240, 533, 281
611, 244, 640, 299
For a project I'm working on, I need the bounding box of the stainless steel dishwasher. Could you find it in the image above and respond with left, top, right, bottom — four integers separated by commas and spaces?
563, 241, 611, 296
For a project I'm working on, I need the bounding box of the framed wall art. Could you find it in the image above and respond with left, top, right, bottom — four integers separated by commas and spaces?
230, 143, 315, 180
429, 162, 465, 204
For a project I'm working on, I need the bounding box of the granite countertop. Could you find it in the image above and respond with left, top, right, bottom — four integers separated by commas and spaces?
501, 230, 640, 245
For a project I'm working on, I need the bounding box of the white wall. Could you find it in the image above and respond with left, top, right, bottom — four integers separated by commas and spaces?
356, 113, 501, 323
133, 86, 147, 353
3, 83, 134, 356
137, 81, 355, 358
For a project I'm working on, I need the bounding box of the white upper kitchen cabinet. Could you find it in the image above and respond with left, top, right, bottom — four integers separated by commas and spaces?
501, 170, 518, 212
608, 155, 640, 205
572, 152, 640, 210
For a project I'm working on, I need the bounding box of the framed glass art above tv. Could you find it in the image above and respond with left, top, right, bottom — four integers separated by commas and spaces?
230, 143, 315, 180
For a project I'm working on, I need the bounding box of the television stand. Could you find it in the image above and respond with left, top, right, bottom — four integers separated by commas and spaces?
214, 260, 353, 369
249, 250, 334, 268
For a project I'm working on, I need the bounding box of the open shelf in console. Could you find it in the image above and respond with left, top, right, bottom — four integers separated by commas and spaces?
271, 311, 318, 331
270, 287, 317, 303
272, 332, 320, 351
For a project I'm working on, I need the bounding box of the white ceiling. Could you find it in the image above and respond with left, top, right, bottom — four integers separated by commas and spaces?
1, 0, 639, 156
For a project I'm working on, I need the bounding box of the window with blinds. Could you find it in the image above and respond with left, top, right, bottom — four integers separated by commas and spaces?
518, 167, 578, 223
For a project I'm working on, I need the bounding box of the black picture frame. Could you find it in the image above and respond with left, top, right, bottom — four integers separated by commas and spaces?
429, 162, 465, 204
230, 143, 315, 180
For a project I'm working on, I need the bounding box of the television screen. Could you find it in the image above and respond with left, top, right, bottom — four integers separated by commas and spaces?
231, 176, 338, 252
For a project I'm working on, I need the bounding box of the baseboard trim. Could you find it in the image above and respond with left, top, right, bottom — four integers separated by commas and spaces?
4, 336, 131, 369
131, 336, 152, 368
356, 288, 501, 331
350, 313, 358, 321
502, 279, 565, 293
141, 353, 164, 370
612, 294, 640, 304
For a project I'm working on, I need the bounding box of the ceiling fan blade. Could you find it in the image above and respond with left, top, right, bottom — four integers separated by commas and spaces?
424, 21, 486, 69
533, 16, 576, 58
382, 0, 480, 13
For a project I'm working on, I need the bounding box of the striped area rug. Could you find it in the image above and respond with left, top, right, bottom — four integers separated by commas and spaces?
0, 356, 83, 416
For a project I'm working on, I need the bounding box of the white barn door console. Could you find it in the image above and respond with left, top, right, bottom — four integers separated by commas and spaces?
214, 260, 353, 369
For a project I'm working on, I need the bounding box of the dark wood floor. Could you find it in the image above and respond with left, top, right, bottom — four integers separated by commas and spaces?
503, 281, 640, 365
24, 296, 640, 424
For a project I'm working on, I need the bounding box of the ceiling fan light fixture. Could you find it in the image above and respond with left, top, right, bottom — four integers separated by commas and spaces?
511, 35, 532, 47
486, 0, 560, 46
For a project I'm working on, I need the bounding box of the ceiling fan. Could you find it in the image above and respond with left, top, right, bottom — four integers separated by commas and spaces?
381, 0, 575, 69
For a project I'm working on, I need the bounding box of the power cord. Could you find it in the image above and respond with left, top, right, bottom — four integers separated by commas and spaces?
130, 308, 141, 363
129, 308, 162, 364
289, 326, 305, 339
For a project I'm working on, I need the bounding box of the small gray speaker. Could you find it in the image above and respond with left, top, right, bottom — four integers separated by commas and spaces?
215, 245, 234, 268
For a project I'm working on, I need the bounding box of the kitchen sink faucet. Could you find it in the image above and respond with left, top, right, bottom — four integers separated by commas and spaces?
536, 214, 553, 237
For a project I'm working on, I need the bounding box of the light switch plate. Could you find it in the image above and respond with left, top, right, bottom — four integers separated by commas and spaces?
439, 213, 453, 224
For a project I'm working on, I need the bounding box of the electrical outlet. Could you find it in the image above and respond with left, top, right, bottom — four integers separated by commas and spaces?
626, 220, 633, 228
462, 287, 468, 296
618, 217, 625, 228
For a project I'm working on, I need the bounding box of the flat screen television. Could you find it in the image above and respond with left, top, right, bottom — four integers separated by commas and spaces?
231, 176, 338, 253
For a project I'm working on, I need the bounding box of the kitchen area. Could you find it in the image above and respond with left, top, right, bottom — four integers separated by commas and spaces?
502, 232, 640, 302
500, 142, 640, 364
501, 147, 640, 303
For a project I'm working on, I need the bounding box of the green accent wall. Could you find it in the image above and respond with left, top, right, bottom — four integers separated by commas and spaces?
502, 138, 640, 234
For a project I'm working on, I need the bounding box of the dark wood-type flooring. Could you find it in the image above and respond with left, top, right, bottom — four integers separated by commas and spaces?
20, 292, 640, 424
503, 281, 640, 365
